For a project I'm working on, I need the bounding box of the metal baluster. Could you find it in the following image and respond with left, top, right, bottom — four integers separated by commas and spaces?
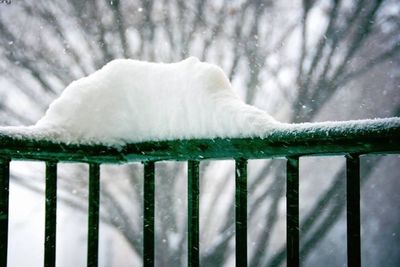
235, 159, 247, 267
287, 156, 299, 267
188, 160, 200, 267
143, 161, 155, 267
346, 154, 361, 267
0, 158, 10, 267
87, 163, 100, 267
44, 161, 57, 267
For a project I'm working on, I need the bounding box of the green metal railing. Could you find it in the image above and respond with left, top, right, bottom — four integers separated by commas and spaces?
0, 118, 399, 267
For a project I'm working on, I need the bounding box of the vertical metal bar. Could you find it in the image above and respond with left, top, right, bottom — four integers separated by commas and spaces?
87, 163, 100, 267
287, 156, 299, 267
235, 159, 247, 267
188, 160, 200, 267
143, 161, 155, 267
0, 158, 10, 267
44, 161, 58, 267
346, 154, 361, 267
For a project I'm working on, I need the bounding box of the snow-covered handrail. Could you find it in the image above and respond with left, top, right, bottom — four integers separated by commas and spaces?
2, 58, 398, 162
0, 117, 399, 163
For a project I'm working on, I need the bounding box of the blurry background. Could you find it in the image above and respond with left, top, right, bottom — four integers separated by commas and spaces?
0, 0, 399, 266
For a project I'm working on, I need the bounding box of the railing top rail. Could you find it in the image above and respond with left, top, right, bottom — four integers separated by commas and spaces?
0, 118, 399, 163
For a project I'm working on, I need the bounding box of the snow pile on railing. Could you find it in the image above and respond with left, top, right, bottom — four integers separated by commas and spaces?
0, 57, 399, 146
1, 57, 280, 144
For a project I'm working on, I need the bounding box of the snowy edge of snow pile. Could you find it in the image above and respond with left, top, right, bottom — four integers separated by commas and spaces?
1, 117, 399, 147
0, 57, 399, 146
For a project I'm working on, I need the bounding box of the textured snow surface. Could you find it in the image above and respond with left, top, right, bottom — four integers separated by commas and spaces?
1, 57, 398, 145
1, 57, 280, 144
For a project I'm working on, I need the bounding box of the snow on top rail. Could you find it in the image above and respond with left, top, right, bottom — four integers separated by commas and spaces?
0, 57, 399, 162
3, 57, 279, 145
0, 117, 399, 163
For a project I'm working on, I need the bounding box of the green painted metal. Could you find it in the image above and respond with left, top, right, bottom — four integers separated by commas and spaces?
87, 163, 100, 267
188, 160, 200, 267
0, 158, 10, 267
44, 161, 57, 267
143, 162, 155, 267
286, 156, 300, 267
346, 154, 361, 267
0, 119, 399, 163
235, 159, 247, 267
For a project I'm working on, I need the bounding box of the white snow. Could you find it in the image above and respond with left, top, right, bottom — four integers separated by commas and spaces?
1, 57, 279, 144
1, 57, 398, 145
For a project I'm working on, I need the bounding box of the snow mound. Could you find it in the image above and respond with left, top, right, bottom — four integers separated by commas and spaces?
5, 57, 280, 144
